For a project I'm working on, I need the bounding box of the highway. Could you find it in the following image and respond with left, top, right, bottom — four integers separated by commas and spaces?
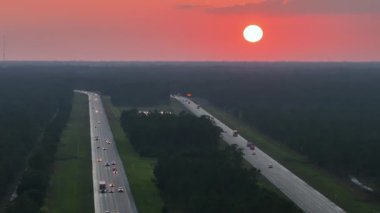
171, 94, 345, 213
76, 90, 138, 213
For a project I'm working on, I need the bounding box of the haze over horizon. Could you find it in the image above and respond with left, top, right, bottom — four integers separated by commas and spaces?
1, 0, 379, 61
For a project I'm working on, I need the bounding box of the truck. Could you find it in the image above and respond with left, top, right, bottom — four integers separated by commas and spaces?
232, 130, 239, 137
99, 181, 107, 193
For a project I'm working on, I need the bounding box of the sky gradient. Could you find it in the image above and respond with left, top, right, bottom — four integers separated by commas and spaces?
1, 0, 379, 61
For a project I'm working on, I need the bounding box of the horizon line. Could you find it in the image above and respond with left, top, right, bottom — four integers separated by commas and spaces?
1, 60, 380, 63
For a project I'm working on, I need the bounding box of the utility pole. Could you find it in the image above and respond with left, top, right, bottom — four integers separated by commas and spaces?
1, 35, 5, 62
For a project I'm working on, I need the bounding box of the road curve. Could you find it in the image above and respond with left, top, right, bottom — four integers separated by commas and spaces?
171, 94, 345, 213
76, 90, 138, 213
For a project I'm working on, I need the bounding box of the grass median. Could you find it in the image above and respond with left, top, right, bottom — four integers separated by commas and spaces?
43, 93, 94, 213
102, 96, 164, 213
188, 98, 380, 213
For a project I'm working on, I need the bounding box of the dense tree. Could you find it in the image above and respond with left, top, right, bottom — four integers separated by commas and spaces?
2, 62, 379, 205
5, 96, 71, 213
0, 68, 72, 212
121, 110, 300, 213
79, 62, 378, 190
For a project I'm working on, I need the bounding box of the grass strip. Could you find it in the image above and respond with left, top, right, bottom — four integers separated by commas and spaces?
102, 96, 164, 213
44, 93, 94, 213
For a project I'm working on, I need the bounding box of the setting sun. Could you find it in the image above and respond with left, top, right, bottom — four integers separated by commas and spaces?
243, 25, 264, 43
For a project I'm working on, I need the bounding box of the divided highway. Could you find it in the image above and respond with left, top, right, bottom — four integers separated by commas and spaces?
172, 94, 345, 213
76, 90, 138, 213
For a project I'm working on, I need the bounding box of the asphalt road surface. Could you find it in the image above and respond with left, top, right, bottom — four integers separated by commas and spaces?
171, 94, 345, 213
76, 90, 138, 213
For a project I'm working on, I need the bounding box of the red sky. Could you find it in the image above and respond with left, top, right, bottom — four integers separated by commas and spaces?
0, 0, 379, 61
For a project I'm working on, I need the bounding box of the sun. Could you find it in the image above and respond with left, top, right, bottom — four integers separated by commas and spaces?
243, 25, 263, 43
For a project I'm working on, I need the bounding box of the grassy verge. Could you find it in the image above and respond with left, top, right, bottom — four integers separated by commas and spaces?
102, 96, 164, 213
43, 93, 94, 213
179, 98, 380, 213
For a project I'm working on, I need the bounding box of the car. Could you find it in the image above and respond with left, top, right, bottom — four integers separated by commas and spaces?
97, 146, 100, 149
109, 183, 115, 187
268, 165, 273, 168
117, 187, 124, 192
103, 147, 107, 150
97, 158, 103, 162
105, 162, 110, 166
111, 161, 116, 165
247, 143, 255, 150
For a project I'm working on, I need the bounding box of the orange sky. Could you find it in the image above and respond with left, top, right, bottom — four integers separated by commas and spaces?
0, 0, 379, 61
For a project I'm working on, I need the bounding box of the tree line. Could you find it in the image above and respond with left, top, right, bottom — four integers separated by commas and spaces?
2, 62, 379, 193
0, 69, 72, 212
63, 62, 377, 191
6, 98, 71, 213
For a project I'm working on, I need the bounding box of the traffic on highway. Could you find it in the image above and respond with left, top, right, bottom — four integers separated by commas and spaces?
171, 94, 345, 213
78, 91, 138, 213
